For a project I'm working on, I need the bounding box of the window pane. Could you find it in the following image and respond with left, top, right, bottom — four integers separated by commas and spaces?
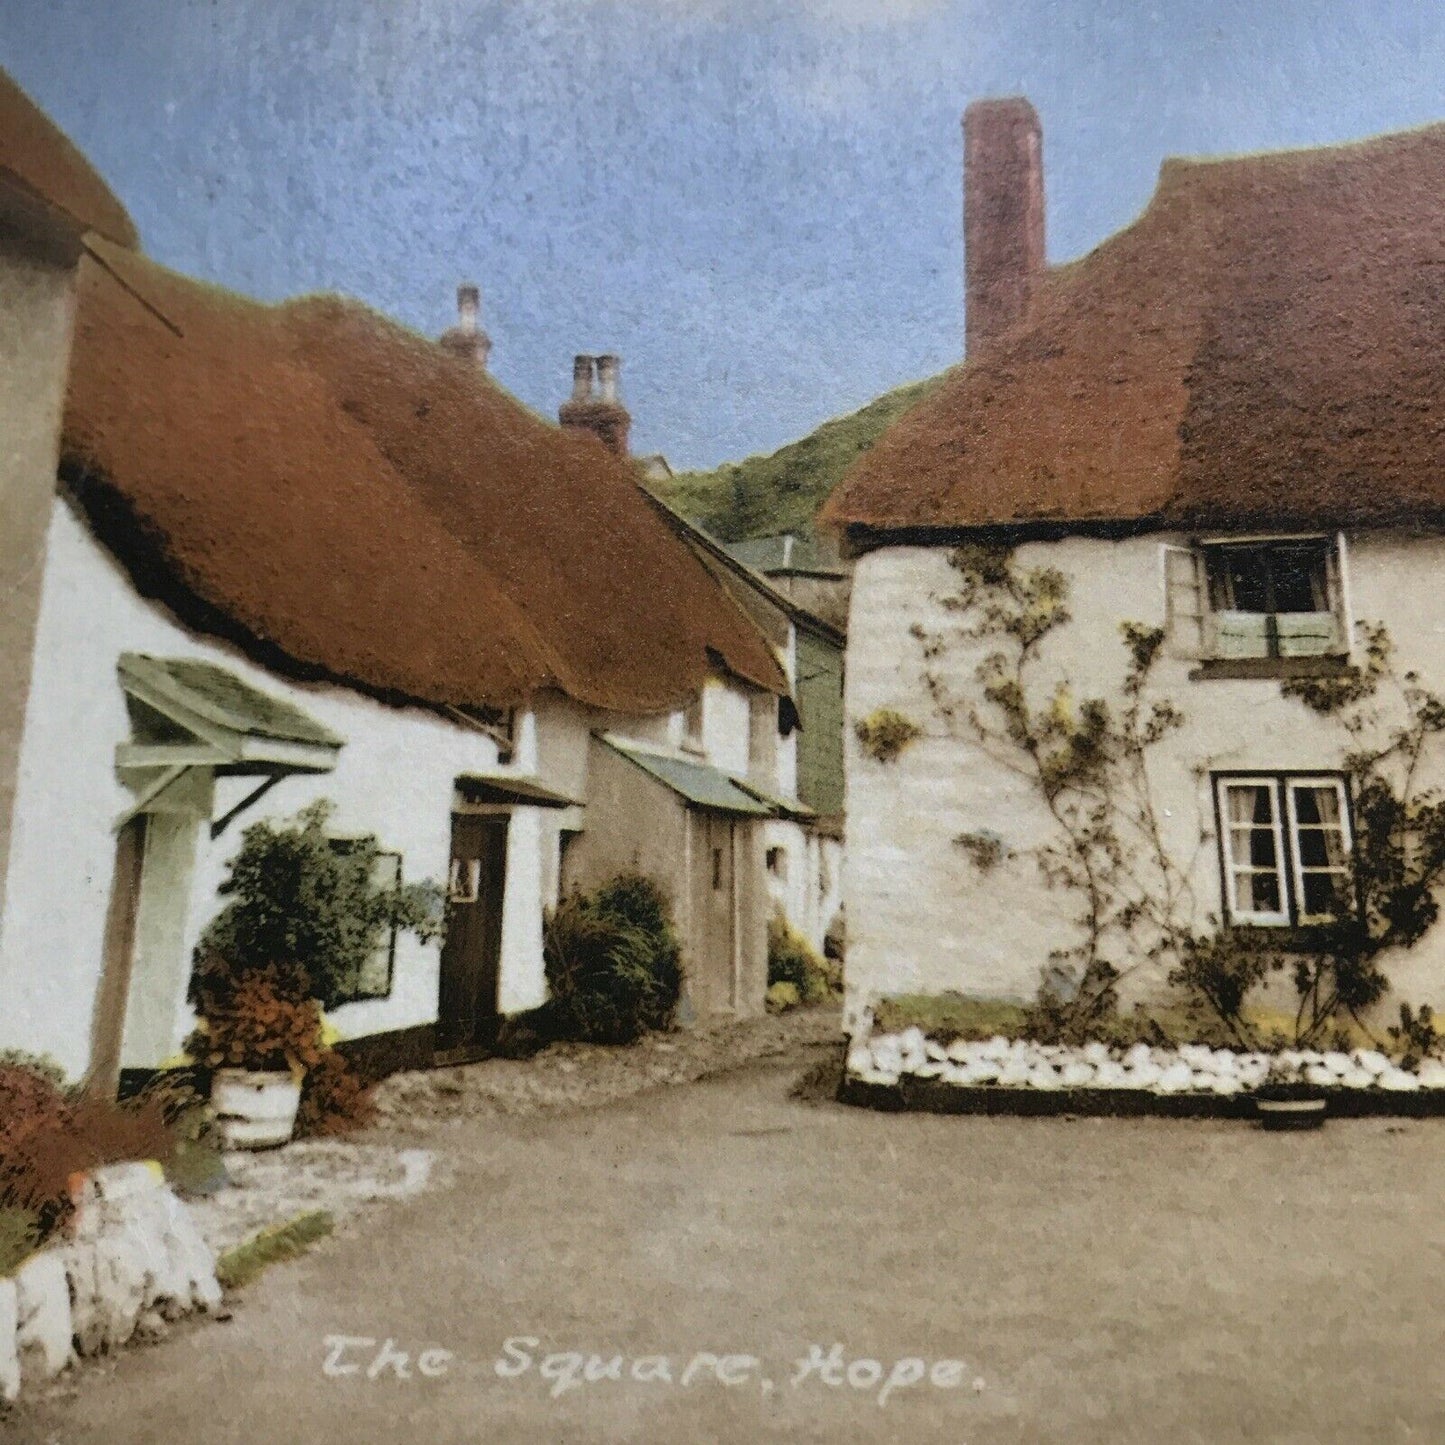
1292, 784, 1340, 829
1237, 870, 1282, 915
1300, 871, 1346, 917
1227, 784, 1275, 827
1271, 544, 1330, 613
1214, 551, 1270, 612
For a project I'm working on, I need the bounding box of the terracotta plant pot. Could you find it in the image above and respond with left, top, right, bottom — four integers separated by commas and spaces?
211, 1068, 302, 1149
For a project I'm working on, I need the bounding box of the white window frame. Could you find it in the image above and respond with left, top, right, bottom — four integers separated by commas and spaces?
1214, 773, 1353, 927
1284, 776, 1353, 925
1216, 776, 1291, 926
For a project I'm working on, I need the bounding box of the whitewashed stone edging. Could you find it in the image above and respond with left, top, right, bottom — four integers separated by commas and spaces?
0, 1160, 222, 1402
845, 1028, 1445, 1097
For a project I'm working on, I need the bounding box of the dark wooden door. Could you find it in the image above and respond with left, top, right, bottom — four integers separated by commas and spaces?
437, 813, 509, 1050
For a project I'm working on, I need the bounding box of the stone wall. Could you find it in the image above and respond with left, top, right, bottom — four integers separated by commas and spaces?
0, 1161, 221, 1402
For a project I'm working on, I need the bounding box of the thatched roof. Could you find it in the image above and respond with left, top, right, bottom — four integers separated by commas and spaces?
63, 241, 785, 713
0, 68, 137, 248
823, 123, 1445, 538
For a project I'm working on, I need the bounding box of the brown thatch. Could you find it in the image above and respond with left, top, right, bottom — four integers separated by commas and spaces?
822, 123, 1445, 536
0, 68, 137, 248
63, 240, 786, 714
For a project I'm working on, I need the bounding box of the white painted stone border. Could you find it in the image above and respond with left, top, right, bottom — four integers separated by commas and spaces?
846, 1029, 1445, 1095
1, 1160, 222, 1403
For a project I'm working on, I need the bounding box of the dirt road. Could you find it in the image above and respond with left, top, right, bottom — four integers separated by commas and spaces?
11, 1053, 1445, 1443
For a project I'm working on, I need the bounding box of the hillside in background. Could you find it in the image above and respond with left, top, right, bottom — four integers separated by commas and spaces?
650, 373, 946, 543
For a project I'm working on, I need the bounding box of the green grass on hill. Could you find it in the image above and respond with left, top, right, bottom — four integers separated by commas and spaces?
652, 373, 945, 543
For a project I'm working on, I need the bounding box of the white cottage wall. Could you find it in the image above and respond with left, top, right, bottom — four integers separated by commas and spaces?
0, 501, 539, 1078
844, 535, 1445, 1026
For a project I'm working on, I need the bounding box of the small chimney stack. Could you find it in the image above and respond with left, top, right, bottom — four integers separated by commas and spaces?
438, 281, 492, 370
963, 97, 1045, 356
558, 352, 631, 458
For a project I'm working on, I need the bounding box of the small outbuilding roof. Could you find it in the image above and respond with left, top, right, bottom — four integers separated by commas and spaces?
823, 122, 1445, 538
63, 242, 787, 716
599, 737, 775, 817
0, 68, 138, 248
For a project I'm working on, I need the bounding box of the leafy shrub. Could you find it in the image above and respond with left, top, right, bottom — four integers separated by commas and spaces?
543, 874, 683, 1044
0, 1062, 196, 1241
766, 981, 802, 1013
196, 801, 442, 1011
0, 1207, 41, 1277
767, 915, 841, 1008
854, 708, 922, 764
1389, 1003, 1443, 1069
186, 967, 326, 1075
295, 1051, 376, 1137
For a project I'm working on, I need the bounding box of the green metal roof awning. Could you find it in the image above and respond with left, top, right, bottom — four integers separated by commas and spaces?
599, 737, 775, 818
454, 774, 580, 809
734, 778, 816, 823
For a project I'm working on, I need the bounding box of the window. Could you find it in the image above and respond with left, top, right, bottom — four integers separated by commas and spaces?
1164, 535, 1349, 663
1214, 774, 1352, 927
683, 693, 705, 752
766, 846, 787, 879
328, 840, 402, 1001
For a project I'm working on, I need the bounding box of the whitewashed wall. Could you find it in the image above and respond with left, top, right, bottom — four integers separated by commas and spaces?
844, 534, 1445, 1027
762, 818, 843, 954
0, 502, 551, 1079
700, 677, 754, 777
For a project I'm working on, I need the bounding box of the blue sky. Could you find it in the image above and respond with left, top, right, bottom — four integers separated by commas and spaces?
4, 1, 1444, 468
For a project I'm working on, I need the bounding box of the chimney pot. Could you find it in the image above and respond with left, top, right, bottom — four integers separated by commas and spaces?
571, 354, 595, 401
963, 97, 1045, 356
457, 283, 480, 332
439, 281, 492, 370
596, 353, 621, 404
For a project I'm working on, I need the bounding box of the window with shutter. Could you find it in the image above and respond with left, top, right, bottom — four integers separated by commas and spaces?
1161, 545, 1206, 657
1164, 536, 1351, 670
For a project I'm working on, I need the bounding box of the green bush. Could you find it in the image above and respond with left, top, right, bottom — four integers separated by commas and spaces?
767, 915, 840, 1008
0, 1207, 41, 1277
543, 874, 684, 1044
196, 801, 442, 1010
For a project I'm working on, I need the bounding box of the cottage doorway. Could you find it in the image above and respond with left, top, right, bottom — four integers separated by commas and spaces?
693, 811, 742, 1013
436, 812, 509, 1052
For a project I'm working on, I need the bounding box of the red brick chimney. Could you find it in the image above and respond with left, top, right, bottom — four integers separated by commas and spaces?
963, 97, 1045, 356
558, 352, 631, 457
438, 282, 492, 370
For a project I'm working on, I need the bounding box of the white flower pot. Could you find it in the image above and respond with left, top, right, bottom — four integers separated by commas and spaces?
211, 1068, 301, 1149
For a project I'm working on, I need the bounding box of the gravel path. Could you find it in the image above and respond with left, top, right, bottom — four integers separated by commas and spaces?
188, 1006, 842, 1258
372, 1004, 843, 1127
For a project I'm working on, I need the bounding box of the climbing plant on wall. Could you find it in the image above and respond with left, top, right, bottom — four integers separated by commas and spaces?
911, 544, 1445, 1049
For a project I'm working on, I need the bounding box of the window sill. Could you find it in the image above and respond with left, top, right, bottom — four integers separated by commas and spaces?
1222, 921, 1356, 952
1190, 657, 1354, 682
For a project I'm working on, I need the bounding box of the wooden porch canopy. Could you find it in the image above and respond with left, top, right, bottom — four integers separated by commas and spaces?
114, 652, 341, 830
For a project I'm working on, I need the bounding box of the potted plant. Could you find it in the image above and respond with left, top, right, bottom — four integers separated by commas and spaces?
186, 964, 325, 1148
1254, 1058, 1327, 1131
